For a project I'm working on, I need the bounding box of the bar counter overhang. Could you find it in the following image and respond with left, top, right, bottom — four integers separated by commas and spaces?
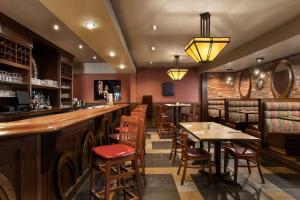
0, 104, 129, 200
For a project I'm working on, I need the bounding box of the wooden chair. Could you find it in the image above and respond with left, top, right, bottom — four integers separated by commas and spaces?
181, 104, 198, 122
224, 128, 265, 184
177, 132, 213, 185
157, 105, 174, 138
169, 126, 195, 165
90, 116, 142, 200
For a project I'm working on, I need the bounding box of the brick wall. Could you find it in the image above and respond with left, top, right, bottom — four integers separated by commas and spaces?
208, 58, 300, 99
207, 73, 239, 99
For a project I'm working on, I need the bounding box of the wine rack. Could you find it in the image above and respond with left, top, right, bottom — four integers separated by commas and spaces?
0, 35, 31, 70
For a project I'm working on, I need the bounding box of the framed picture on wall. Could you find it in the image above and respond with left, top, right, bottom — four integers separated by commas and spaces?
162, 82, 174, 96
94, 80, 121, 101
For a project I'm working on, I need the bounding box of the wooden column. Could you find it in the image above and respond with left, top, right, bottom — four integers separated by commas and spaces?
199, 73, 208, 122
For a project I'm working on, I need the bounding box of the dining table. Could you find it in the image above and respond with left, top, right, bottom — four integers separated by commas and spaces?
165, 103, 191, 127
180, 122, 259, 178
210, 106, 224, 118
238, 110, 259, 124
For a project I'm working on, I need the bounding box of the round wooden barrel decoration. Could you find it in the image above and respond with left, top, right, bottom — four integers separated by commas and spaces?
81, 130, 95, 174
56, 152, 77, 199
0, 173, 16, 200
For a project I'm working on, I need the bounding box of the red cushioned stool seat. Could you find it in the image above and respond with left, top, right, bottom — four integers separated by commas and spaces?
92, 144, 135, 160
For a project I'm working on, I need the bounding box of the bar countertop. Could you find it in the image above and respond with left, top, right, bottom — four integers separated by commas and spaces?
0, 104, 129, 139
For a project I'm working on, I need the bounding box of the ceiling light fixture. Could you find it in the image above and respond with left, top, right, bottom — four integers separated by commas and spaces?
78, 44, 83, 49
93, 56, 97, 60
151, 46, 156, 51
260, 73, 265, 79
120, 64, 125, 69
152, 25, 158, 30
185, 12, 230, 63
150, 61, 153, 64
84, 21, 96, 30
256, 57, 264, 63
254, 69, 260, 75
53, 24, 60, 31
167, 55, 188, 81
109, 51, 116, 57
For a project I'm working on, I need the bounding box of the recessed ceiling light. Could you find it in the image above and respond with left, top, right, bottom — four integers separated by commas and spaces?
119, 64, 125, 69
151, 46, 156, 51
109, 51, 116, 57
78, 44, 83, 49
256, 57, 264, 63
150, 61, 153, 64
84, 21, 96, 30
152, 25, 158, 30
53, 24, 60, 31
93, 56, 97, 60
120, 64, 125, 69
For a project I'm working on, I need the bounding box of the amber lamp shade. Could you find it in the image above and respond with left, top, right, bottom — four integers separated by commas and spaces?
167, 68, 188, 81
185, 37, 230, 62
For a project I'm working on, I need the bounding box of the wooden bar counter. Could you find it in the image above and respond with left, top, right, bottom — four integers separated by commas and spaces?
0, 104, 129, 200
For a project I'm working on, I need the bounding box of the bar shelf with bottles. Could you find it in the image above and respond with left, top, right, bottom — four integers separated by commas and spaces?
60, 61, 73, 108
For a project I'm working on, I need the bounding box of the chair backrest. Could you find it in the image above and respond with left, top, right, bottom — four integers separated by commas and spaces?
170, 125, 177, 142
244, 128, 261, 153
179, 132, 189, 159
119, 116, 140, 150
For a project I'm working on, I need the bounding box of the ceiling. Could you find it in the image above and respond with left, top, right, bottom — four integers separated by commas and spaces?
207, 34, 300, 72
0, 0, 103, 63
110, 0, 300, 70
2, 0, 300, 73
39, 0, 135, 73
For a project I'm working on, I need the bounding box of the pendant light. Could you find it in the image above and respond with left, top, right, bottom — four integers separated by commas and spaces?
185, 12, 230, 63
167, 55, 188, 81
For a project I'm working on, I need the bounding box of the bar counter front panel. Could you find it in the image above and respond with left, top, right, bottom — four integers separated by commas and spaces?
0, 104, 129, 200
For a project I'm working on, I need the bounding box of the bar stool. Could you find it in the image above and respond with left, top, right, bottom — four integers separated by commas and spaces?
108, 108, 147, 184
90, 115, 142, 200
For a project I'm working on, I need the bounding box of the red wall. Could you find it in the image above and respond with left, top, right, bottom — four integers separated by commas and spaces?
73, 68, 200, 103
135, 68, 199, 103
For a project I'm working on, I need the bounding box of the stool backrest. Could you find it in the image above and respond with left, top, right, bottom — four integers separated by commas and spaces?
119, 116, 140, 149
131, 111, 146, 151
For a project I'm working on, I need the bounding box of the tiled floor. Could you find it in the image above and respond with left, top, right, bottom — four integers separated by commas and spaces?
74, 129, 300, 200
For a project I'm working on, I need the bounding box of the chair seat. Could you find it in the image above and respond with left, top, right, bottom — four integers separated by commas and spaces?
92, 144, 135, 160
188, 148, 210, 158
224, 145, 255, 157
221, 141, 232, 148
175, 137, 195, 147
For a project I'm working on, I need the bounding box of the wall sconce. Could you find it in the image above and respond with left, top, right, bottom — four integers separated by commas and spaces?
226, 75, 234, 85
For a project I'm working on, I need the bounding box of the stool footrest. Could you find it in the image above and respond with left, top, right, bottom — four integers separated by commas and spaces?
91, 184, 138, 199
